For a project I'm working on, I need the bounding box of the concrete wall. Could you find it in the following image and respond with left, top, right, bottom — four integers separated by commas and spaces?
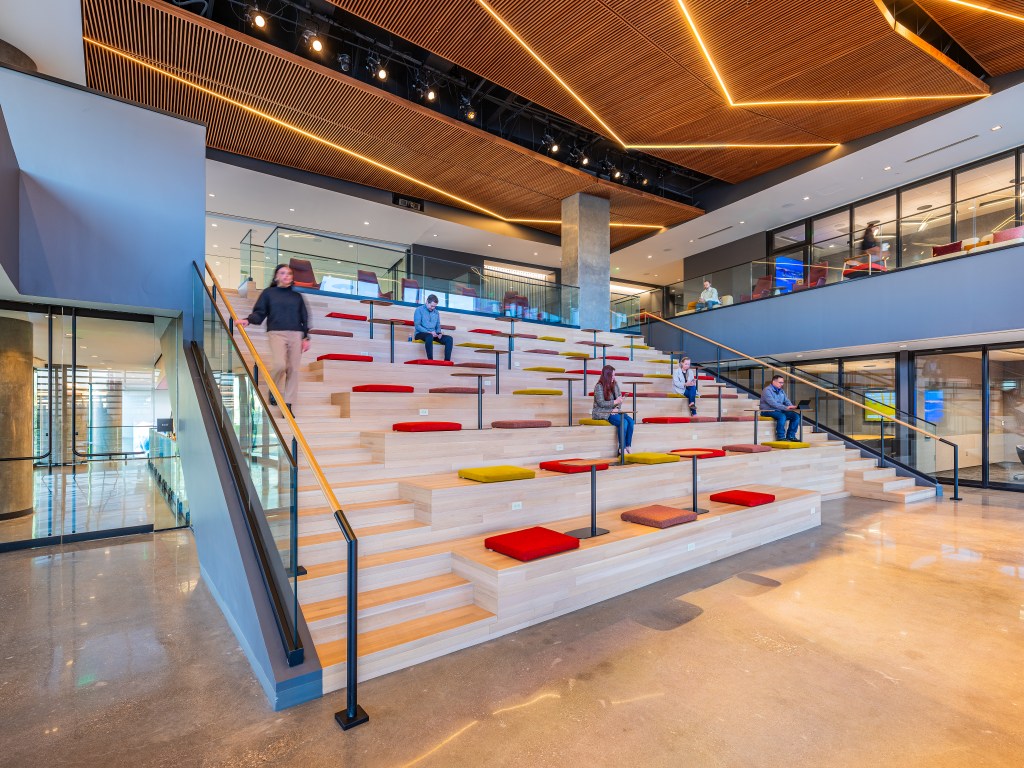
0, 104, 17, 288
652, 244, 1024, 361
0, 66, 205, 319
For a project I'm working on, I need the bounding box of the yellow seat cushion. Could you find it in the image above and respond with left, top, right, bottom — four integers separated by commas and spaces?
644, 373, 672, 379
539, 336, 566, 342
625, 344, 650, 350
513, 388, 563, 396
648, 359, 671, 364
458, 465, 536, 483
458, 342, 495, 349
625, 452, 681, 465
524, 366, 566, 373
560, 351, 590, 358
761, 441, 811, 449
579, 418, 612, 426
412, 339, 424, 343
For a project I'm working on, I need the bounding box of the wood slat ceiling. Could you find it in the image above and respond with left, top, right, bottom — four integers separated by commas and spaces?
81, 0, 702, 250
915, 0, 1024, 76
331, 0, 990, 182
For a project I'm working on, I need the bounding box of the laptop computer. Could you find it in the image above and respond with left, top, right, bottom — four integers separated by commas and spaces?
795, 399, 811, 409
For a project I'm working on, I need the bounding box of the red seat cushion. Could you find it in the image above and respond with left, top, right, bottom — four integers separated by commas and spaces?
566, 369, 603, 375
843, 263, 888, 278
697, 375, 715, 381
440, 324, 457, 330
641, 416, 690, 424
491, 420, 552, 429
690, 416, 719, 423
318, 353, 374, 363
931, 240, 963, 257
392, 421, 463, 432
588, 391, 632, 397
670, 448, 727, 459
352, 384, 414, 393
615, 372, 645, 377
484, 526, 580, 562
293, 280, 317, 288
709, 489, 776, 507
309, 329, 354, 338
621, 504, 698, 528
606, 355, 630, 361
539, 458, 610, 474
405, 359, 454, 366
326, 312, 368, 322
470, 328, 503, 335
993, 224, 1024, 243
429, 386, 479, 394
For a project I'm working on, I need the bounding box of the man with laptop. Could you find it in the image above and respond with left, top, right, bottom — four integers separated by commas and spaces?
760, 374, 803, 442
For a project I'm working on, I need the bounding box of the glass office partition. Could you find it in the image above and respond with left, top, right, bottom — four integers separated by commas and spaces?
956, 155, 1018, 242
988, 347, 1024, 488
900, 177, 952, 267
810, 211, 850, 286
915, 351, 983, 481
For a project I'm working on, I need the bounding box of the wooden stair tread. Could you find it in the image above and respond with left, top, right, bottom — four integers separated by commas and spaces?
317, 604, 495, 666
303, 573, 470, 621
299, 519, 427, 547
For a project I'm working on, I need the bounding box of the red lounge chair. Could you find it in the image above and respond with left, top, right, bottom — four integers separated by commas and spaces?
289, 258, 320, 289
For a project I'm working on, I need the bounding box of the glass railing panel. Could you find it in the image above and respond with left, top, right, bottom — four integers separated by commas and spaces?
955, 184, 1018, 247
194, 268, 298, 610
900, 202, 953, 267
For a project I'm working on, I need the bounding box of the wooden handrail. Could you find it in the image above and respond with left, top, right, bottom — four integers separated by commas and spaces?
204, 266, 355, 540
640, 312, 944, 442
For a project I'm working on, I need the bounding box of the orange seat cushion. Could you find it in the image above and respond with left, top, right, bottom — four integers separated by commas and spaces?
620, 505, 698, 528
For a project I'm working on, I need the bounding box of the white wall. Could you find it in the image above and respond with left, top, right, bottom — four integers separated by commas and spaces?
0, 0, 86, 84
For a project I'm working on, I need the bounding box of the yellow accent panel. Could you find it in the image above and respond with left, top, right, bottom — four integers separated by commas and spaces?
761, 441, 811, 449
538, 336, 566, 342
625, 453, 682, 465
512, 388, 563, 396
523, 366, 566, 373
458, 466, 536, 483
579, 418, 612, 426
458, 342, 495, 349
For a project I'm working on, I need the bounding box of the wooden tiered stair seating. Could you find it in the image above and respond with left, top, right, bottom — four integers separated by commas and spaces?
221, 285, 937, 694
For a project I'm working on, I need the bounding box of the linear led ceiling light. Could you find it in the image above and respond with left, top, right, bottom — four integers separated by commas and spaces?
82, 37, 671, 234
473, 0, 986, 151
937, 0, 1024, 23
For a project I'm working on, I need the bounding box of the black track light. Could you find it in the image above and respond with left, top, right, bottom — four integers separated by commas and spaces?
414, 77, 437, 103
598, 159, 615, 178
302, 29, 323, 53
246, 5, 267, 30
366, 54, 387, 81
459, 95, 477, 122
337, 53, 351, 73
540, 133, 559, 154
568, 146, 589, 168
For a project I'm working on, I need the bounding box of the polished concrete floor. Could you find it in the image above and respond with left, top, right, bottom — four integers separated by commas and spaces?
2, 491, 1024, 767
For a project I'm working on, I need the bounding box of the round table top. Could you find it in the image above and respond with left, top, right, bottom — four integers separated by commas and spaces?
369, 317, 408, 324
624, 333, 644, 339
626, 380, 654, 385
450, 372, 495, 378
580, 328, 603, 334
577, 340, 613, 347
359, 299, 393, 306
702, 382, 727, 388
545, 376, 583, 382
474, 348, 509, 355
557, 458, 609, 468
494, 316, 516, 323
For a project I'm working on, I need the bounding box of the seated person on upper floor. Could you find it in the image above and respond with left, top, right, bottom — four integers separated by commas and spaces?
413, 294, 454, 361
695, 280, 720, 311
760, 374, 801, 442
844, 220, 888, 271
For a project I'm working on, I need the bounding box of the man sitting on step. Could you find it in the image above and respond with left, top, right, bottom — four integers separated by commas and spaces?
413, 294, 454, 361
760, 374, 801, 442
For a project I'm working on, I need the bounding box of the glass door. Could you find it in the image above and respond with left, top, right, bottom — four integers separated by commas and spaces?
0, 302, 186, 551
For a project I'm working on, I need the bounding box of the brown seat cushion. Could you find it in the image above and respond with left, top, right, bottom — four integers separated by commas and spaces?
429, 386, 479, 394
620, 504, 698, 528
722, 443, 773, 453
454, 362, 497, 369
309, 329, 354, 338
491, 420, 552, 429
525, 348, 559, 355
719, 416, 754, 422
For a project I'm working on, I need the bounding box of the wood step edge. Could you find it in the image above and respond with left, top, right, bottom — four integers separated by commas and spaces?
303, 573, 471, 620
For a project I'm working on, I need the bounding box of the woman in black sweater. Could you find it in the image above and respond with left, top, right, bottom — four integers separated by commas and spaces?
239, 264, 310, 414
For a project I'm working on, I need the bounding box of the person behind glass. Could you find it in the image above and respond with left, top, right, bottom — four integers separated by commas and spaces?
846, 220, 886, 271
695, 280, 720, 311
672, 356, 698, 416
413, 294, 453, 361
593, 365, 633, 454
760, 374, 801, 442
238, 264, 310, 415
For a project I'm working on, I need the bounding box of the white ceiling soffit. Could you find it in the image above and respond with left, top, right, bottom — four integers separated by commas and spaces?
0, 0, 86, 85
616, 81, 1024, 269
772, 327, 1024, 363
205, 159, 564, 271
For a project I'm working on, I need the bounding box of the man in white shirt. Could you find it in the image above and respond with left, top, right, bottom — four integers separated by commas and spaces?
672, 356, 699, 416
696, 280, 720, 311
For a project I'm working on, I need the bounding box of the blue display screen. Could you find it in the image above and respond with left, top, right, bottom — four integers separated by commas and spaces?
773, 256, 804, 293
923, 390, 944, 424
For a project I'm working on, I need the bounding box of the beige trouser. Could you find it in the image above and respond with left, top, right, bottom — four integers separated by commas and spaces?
267, 330, 303, 406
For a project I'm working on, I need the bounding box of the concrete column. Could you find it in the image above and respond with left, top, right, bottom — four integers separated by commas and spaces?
0, 317, 34, 518
561, 193, 610, 331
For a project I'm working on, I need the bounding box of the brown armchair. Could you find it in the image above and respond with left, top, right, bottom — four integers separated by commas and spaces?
288, 258, 320, 289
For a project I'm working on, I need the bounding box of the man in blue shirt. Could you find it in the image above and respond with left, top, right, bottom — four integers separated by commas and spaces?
760, 374, 800, 441
413, 294, 454, 361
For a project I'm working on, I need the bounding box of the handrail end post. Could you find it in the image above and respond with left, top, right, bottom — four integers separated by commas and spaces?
950, 442, 963, 501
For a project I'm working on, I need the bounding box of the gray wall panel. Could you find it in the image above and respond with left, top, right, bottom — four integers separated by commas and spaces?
0, 105, 18, 288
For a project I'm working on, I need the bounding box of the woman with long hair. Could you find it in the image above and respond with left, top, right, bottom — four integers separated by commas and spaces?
238, 263, 311, 414
592, 365, 633, 454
